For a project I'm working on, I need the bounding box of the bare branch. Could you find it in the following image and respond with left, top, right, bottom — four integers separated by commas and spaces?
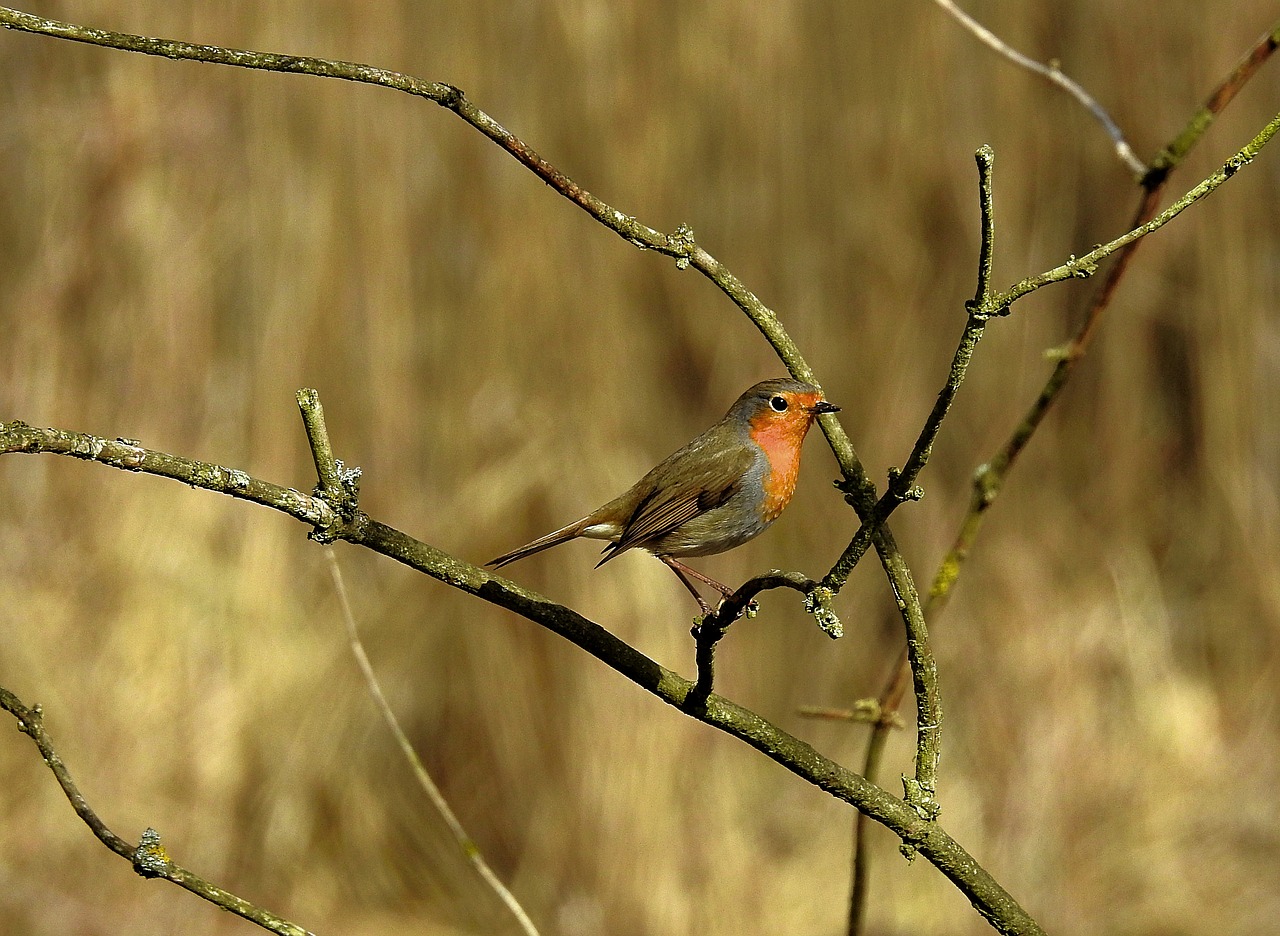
1148, 20, 1280, 185
685, 571, 839, 708
0, 2, 957, 829
933, 0, 1145, 175
0, 5, 868, 494
825, 147, 996, 588
0, 686, 313, 936
987, 109, 1280, 313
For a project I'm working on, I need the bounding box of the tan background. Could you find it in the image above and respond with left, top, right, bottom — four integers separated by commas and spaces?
2, 2, 1279, 934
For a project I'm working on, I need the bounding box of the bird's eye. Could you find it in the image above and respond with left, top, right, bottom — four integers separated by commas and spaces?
770, 395, 789, 412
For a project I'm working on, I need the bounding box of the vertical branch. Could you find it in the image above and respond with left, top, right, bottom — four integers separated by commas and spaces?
296, 389, 343, 496
847, 145, 999, 936
971, 145, 996, 307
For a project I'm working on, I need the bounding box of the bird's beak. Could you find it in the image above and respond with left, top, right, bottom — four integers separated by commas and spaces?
811, 400, 841, 415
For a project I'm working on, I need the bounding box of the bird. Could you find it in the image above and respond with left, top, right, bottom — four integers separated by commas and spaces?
488, 378, 839, 612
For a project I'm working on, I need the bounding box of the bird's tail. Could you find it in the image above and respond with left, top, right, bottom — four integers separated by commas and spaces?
488, 518, 590, 569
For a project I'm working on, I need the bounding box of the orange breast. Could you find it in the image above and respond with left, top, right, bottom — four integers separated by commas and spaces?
749, 412, 812, 522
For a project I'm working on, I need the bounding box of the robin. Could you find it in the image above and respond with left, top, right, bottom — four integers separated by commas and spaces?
488, 378, 839, 612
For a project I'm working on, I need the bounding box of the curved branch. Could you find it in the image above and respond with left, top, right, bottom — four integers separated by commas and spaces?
0, 417, 1043, 935
685, 571, 839, 708
934, 0, 1144, 175
0, 5, 869, 489
0, 686, 313, 936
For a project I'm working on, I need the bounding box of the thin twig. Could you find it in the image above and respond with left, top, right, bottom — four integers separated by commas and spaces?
685, 571, 839, 708
825, 147, 994, 590
296, 389, 343, 498
1148, 20, 1280, 186
0, 686, 313, 936
989, 111, 1280, 312
823, 105, 1280, 592
934, 0, 1145, 175
325, 551, 541, 936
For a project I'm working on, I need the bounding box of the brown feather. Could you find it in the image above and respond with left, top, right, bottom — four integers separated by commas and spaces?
596, 435, 753, 564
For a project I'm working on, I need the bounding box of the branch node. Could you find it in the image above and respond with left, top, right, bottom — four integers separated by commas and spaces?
902, 776, 941, 822
966, 298, 1010, 322
668, 223, 696, 269
1065, 254, 1099, 278
803, 585, 843, 639
132, 827, 174, 879
439, 83, 464, 109
296, 388, 365, 542
15, 701, 43, 736
887, 468, 925, 504
972, 462, 1003, 506
1224, 152, 1251, 176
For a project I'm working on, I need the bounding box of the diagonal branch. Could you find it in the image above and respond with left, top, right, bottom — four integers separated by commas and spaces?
987, 109, 1280, 312
0, 5, 868, 496
823, 146, 997, 593
0, 416, 1043, 936
1147, 20, 1280, 187
0, 686, 314, 936
933, 0, 1145, 175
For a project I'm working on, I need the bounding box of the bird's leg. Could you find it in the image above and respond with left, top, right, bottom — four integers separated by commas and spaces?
662, 557, 735, 597
659, 556, 716, 615
663, 556, 763, 624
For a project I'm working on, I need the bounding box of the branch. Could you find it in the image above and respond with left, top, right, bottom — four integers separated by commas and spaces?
934, 0, 1145, 175
685, 571, 840, 709
986, 108, 1280, 314
820, 43, 1280, 594
935, 21, 1280, 610
0, 416, 1044, 935
0, 686, 313, 936
823, 146, 997, 591
0, 5, 870, 496
1147, 20, 1280, 187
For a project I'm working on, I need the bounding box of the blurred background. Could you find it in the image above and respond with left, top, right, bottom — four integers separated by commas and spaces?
2, 1, 1278, 933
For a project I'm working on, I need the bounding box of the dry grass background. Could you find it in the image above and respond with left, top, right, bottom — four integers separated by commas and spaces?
1, 1, 1278, 934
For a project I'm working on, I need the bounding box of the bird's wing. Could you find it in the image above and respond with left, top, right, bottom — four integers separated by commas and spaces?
599, 440, 753, 563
